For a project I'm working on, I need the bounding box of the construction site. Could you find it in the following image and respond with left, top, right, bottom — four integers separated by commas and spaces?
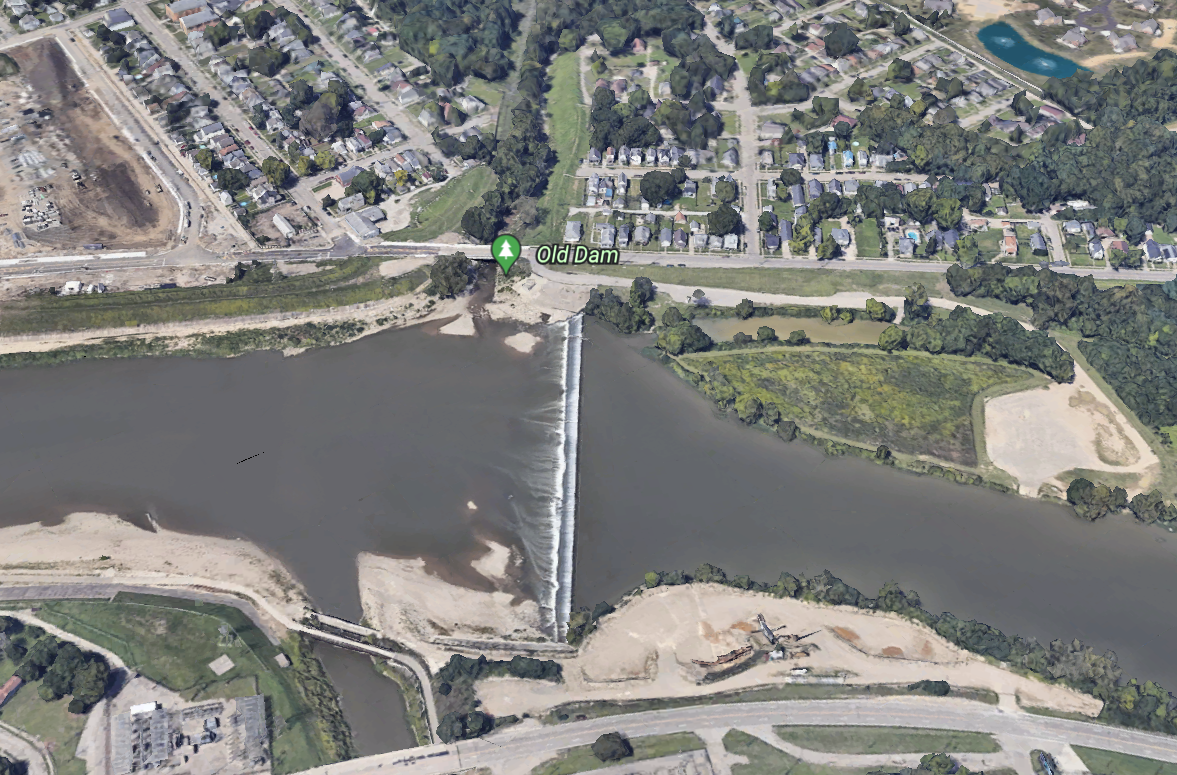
0, 40, 178, 257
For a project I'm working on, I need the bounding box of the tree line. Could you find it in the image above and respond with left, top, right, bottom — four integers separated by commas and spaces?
374, 0, 517, 86
0, 618, 110, 713
947, 264, 1177, 430
433, 653, 561, 742
640, 564, 1177, 736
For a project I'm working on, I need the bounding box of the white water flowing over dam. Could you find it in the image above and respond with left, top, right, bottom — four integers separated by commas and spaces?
553, 314, 584, 640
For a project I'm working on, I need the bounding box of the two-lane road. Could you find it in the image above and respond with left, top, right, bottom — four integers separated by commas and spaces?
297, 697, 1177, 774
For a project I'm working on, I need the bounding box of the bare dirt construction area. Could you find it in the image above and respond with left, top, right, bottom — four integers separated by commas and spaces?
0, 40, 176, 256
0, 264, 235, 300
984, 366, 1159, 496
475, 585, 1103, 719
249, 201, 329, 248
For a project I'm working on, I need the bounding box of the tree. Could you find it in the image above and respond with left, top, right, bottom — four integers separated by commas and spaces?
787, 329, 809, 345
1011, 90, 1034, 118
735, 299, 754, 319
713, 180, 738, 204
195, 149, 215, 170
879, 324, 908, 351
217, 168, 250, 193
294, 156, 313, 177
865, 298, 896, 322
887, 58, 913, 82
656, 322, 712, 354
779, 168, 803, 188
933, 107, 957, 125
321, 194, 336, 210
314, 148, 336, 172
709, 203, 740, 236
27, 637, 59, 667
70, 659, 110, 706
461, 205, 500, 243
585, 289, 654, 333
639, 170, 679, 206
823, 23, 859, 58
94, 24, 110, 41
904, 188, 936, 224
261, 157, 290, 187
757, 326, 777, 342
429, 253, 472, 297
206, 21, 232, 48
243, 9, 274, 39
932, 197, 962, 230
592, 733, 633, 762
758, 211, 777, 232
848, 78, 870, 102
904, 283, 932, 320
247, 46, 286, 77
559, 29, 581, 51
629, 277, 654, 308
956, 234, 981, 265
816, 236, 839, 260
893, 13, 911, 35
662, 307, 685, 327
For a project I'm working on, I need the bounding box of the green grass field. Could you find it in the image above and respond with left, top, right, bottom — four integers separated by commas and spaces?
1072, 746, 1177, 775
724, 730, 878, 775
532, 733, 705, 775
0, 671, 88, 775
855, 219, 883, 257
564, 265, 952, 298
679, 348, 1035, 466
0, 258, 422, 334
773, 726, 1000, 755
384, 166, 497, 243
35, 594, 350, 774
522, 53, 588, 246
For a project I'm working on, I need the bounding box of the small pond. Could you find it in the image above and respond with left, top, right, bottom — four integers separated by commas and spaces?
696, 315, 892, 345
977, 22, 1085, 78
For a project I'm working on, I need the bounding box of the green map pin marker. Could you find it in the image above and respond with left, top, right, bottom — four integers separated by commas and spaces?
492, 234, 521, 276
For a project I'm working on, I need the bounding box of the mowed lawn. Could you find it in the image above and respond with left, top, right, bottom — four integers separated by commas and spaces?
679, 348, 1036, 465
385, 165, 498, 243
36, 595, 338, 775
523, 52, 588, 246
532, 733, 705, 775
774, 725, 1000, 755
564, 264, 952, 298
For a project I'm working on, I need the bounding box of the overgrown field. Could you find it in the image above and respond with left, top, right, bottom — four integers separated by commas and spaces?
384, 167, 497, 243
679, 348, 1035, 465
36, 594, 354, 774
0, 258, 425, 334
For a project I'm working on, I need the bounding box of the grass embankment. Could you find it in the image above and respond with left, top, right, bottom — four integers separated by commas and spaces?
522, 52, 588, 246
564, 264, 953, 298
384, 166, 498, 243
1072, 746, 1177, 775
0, 258, 424, 334
373, 660, 431, 748
678, 347, 1035, 466
532, 733, 705, 775
35, 594, 354, 774
773, 726, 1000, 754
543, 684, 995, 725
723, 729, 879, 775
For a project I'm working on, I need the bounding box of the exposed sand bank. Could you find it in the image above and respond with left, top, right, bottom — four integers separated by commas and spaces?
439, 314, 477, 336
477, 584, 1103, 718
359, 546, 546, 671
504, 332, 541, 353
0, 512, 309, 620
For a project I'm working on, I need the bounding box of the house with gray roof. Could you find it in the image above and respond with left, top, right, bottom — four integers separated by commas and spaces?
564, 221, 583, 243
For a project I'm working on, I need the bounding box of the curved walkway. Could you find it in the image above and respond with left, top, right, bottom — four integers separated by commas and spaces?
0, 721, 53, 775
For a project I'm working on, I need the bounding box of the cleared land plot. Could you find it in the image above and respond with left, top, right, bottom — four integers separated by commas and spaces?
678, 348, 1035, 465
36, 593, 340, 774
1072, 746, 1177, 775
563, 265, 953, 298
0, 256, 424, 333
384, 166, 497, 242
0, 40, 177, 255
532, 733, 705, 775
773, 726, 1000, 755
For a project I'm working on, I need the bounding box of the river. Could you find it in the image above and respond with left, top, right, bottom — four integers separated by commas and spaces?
5, 317, 1177, 727
977, 22, 1085, 78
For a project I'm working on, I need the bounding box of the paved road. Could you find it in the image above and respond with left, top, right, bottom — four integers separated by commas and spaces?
298, 697, 1177, 774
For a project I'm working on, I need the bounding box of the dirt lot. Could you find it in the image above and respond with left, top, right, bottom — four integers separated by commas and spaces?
0, 40, 177, 256
0, 263, 235, 300
249, 201, 325, 247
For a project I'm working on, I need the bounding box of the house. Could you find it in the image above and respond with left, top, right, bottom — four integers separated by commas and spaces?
759, 121, 787, 140
249, 183, 280, 207
842, 150, 855, 168
844, 180, 859, 196
857, 150, 869, 167
1063, 220, 1082, 234
942, 229, 959, 250
709, 235, 723, 250
194, 122, 225, 141
1002, 234, 1018, 255
1036, 7, 1062, 25
765, 233, 781, 252
807, 179, 823, 199
898, 237, 915, 256
723, 233, 739, 250
808, 153, 824, 171
693, 233, 707, 250
827, 178, 842, 195
273, 214, 296, 239
781, 221, 794, 241
104, 7, 134, 29
457, 95, 486, 114
396, 83, 422, 106
166, 0, 207, 19
673, 229, 688, 249
1081, 221, 1096, 239
1111, 33, 1137, 53
790, 184, 805, 205
180, 8, 218, 31
632, 37, 646, 53
334, 167, 364, 188
618, 225, 630, 247
1133, 19, 1160, 35
832, 229, 851, 247
923, 0, 952, 11
18, 14, 40, 30
1030, 233, 1048, 255
342, 211, 380, 239
588, 147, 602, 164
683, 180, 697, 197
1089, 238, 1105, 259
600, 224, 616, 248
1145, 239, 1162, 260
1058, 28, 1087, 47
634, 225, 652, 245
630, 148, 643, 165
788, 153, 806, 169
813, 227, 823, 247
47, 10, 64, 22
564, 220, 582, 243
